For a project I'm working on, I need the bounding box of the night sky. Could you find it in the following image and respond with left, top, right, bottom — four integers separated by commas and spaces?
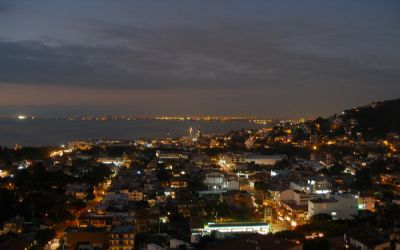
0, 0, 399, 118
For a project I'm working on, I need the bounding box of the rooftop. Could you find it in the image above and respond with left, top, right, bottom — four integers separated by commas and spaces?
111, 225, 135, 234
202, 234, 299, 250
207, 222, 269, 228
346, 229, 389, 248
65, 227, 107, 233
309, 198, 337, 203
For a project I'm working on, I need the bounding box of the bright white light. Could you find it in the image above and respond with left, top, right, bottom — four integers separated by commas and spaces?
18, 115, 27, 120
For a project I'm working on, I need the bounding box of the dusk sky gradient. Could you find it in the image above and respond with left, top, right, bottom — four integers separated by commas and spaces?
0, 0, 399, 118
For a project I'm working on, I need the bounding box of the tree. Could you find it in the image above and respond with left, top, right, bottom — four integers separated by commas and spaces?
310, 214, 332, 223
329, 162, 345, 176
70, 200, 87, 210
273, 159, 290, 170
292, 128, 309, 142
303, 238, 330, 250
35, 228, 55, 247
86, 186, 95, 200
354, 169, 373, 192
254, 181, 268, 192
81, 164, 112, 185
156, 167, 170, 181
0, 189, 18, 223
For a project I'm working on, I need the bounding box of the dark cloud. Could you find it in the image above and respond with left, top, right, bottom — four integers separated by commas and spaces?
0, 2, 9, 13
0, 18, 398, 90
0, 0, 399, 116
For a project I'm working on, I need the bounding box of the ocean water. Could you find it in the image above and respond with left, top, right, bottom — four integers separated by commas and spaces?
0, 119, 265, 147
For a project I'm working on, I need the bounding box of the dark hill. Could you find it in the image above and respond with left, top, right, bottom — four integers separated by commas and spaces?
340, 98, 400, 138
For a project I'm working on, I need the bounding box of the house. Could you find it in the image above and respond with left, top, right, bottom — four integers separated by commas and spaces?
224, 191, 253, 208
147, 243, 166, 250
204, 172, 225, 190
345, 229, 391, 250
170, 239, 191, 249
1, 216, 24, 234
120, 189, 144, 201
308, 194, 357, 220
109, 225, 135, 250
280, 189, 325, 206
63, 227, 108, 250
201, 234, 300, 250
78, 213, 114, 229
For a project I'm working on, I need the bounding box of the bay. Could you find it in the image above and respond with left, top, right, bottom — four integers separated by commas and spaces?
0, 119, 265, 147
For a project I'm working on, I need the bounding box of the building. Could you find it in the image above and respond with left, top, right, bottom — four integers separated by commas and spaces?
290, 179, 332, 195
224, 190, 253, 208
66, 183, 89, 200
358, 196, 376, 211
156, 151, 189, 160
280, 189, 325, 206
199, 222, 270, 235
201, 234, 300, 250
204, 172, 225, 190
67, 140, 92, 151
96, 157, 123, 166
204, 172, 240, 191
345, 229, 391, 250
223, 177, 240, 190
120, 189, 144, 201
147, 243, 166, 250
1, 216, 24, 235
223, 153, 245, 166
109, 225, 135, 250
244, 154, 286, 166
222, 153, 286, 167
170, 239, 191, 249
78, 213, 114, 229
308, 194, 357, 220
63, 227, 108, 250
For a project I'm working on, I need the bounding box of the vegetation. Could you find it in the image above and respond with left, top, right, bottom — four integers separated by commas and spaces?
0, 157, 113, 225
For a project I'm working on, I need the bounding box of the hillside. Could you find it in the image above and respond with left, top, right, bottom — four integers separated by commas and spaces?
339, 98, 400, 138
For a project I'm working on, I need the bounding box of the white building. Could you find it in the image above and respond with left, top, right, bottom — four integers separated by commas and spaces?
156, 151, 189, 160
308, 194, 358, 220
200, 222, 270, 235
204, 173, 240, 191
222, 153, 286, 167
204, 172, 225, 190
280, 189, 325, 206
223, 178, 240, 190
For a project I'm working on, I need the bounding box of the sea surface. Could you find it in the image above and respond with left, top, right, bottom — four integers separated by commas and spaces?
0, 119, 265, 147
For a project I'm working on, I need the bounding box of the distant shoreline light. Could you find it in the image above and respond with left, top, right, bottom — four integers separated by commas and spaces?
18, 115, 27, 120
